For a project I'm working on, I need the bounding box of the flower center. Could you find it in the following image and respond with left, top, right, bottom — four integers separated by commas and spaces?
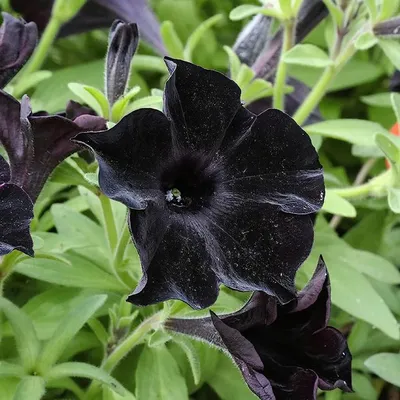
161, 153, 218, 211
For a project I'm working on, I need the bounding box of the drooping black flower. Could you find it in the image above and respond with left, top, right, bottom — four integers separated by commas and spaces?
0, 154, 33, 256
166, 258, 352, 400
0, 90, 107, 201
0, 12, 38, 89
74, 58, 324, 310
10, 0, 165, 54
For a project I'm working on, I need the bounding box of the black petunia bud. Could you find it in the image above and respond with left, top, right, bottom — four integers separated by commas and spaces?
105, 20, 139, 107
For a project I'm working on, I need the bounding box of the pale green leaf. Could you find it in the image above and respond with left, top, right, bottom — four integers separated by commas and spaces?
172, 336, 201, 385
13, 376, 45, 400
160, 21, 184, 59
46, 362, 125, 395
0, 298, 40, 371
388, 188, 400, 213
135, 345, 188, 400
379, 39, 400, 70
304, 119, 388, 146
283, 44, 333, 68
323, 190, 357, 217
37, 295, 107, 371
229, 5, 264, 21
355, 32, 378, 50
184, 14, 224, 61
365, 353, 400, 386
0, 363, 25, 378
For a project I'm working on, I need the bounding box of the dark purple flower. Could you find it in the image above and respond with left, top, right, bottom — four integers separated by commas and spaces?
373, 17, 400, 38
0, 90, 106, 201
0, 12, 38, 89
166, 258, 352, 400
10, 0, 165, 54
0, 154, 33, 256
74, 58, 324, 309
106, 21, 139, 106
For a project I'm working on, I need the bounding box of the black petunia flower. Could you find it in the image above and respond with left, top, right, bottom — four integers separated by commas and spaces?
0, 154, 33, 256
0, 90, 106, 201
166, 258, 352, 400
10, 0, 165, 55
74, 58, 324, 310
0, 12, 38, 89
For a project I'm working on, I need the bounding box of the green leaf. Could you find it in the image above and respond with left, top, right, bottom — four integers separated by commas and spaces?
242, 78, 273, 104
352, 372, 378, 400
46, 362, 125, 395
37, 295, 107, 371
375, 133, 400, 163
236, 64, 255, 88
304, 119, 388, 146
104, 387, 136, 400
283, 44, 333, 68
355, 32, 378, 50
0, 298, 40, 371
365, 353, 400, 386
160, 21, 185, 59
184, 14, 224, 62
322, 0, 343, 27
391, 92, 400, 123
50, 159, 92, 189
388, 188, 400, 213
148, 330, 172, 348
13, 376, 45, 400
13, 70, 52, 94
68, 83, 108, 118
223, 46, 241, 80
111, 86, 141, 122
361, 93, 392, 108
379, 0, 400, 20
229, 5, 264, 20
379, 39, 400, 70
323, 190, 357, 217
15, 253, 124, 291
172, 336, 201, 385
304, 221, 400, 339
135, 345, 188, 400
52, 0, 87, 22
207, 354, 257, 400
0, 363, 25, 378
347, 320, 372, 355
126, 95, 163, 113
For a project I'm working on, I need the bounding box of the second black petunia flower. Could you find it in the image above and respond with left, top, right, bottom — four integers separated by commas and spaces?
75, 58, 325, 309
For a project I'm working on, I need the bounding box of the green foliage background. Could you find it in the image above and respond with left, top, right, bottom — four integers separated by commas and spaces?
1, 0, 400, 399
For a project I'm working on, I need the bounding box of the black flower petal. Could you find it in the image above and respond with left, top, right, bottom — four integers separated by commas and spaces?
0, 155, 33, 256
164, 58, 244, 153
0, 12, 38, 88
76, 58, 324, 309
167, 259, 352, 400
0, 91, 106, 201
10, 0, 165, 54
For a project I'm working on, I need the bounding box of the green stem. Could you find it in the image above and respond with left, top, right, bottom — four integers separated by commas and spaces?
99, 194, 119, 253
84, 312, 164, 400
114, 224, 131, 269
272, 20, 295, 110
13, 17, 62, 96
293, 65, 336, 126
330, 170, 392, 199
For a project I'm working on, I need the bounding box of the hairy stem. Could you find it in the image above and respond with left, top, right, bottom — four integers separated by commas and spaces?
272, 20, 295, 110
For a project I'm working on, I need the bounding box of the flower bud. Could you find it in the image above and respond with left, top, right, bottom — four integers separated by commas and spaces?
105, 20, 139, 107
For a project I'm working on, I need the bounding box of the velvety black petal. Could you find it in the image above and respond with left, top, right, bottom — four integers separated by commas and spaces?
273, 370, 318, 400
210, 312, 275, 400
0, 92, 101, 201
10, 0, 166, 54
223, 109, 324, 215
206, 203, 314, 304
74, 108, 172, 210
127, 204, 219, 309
302, 327, 352, 392
66, 100, 96, 119
0, 12, 38, 88
164, 57, 243, 153
0, 180, 34, 256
